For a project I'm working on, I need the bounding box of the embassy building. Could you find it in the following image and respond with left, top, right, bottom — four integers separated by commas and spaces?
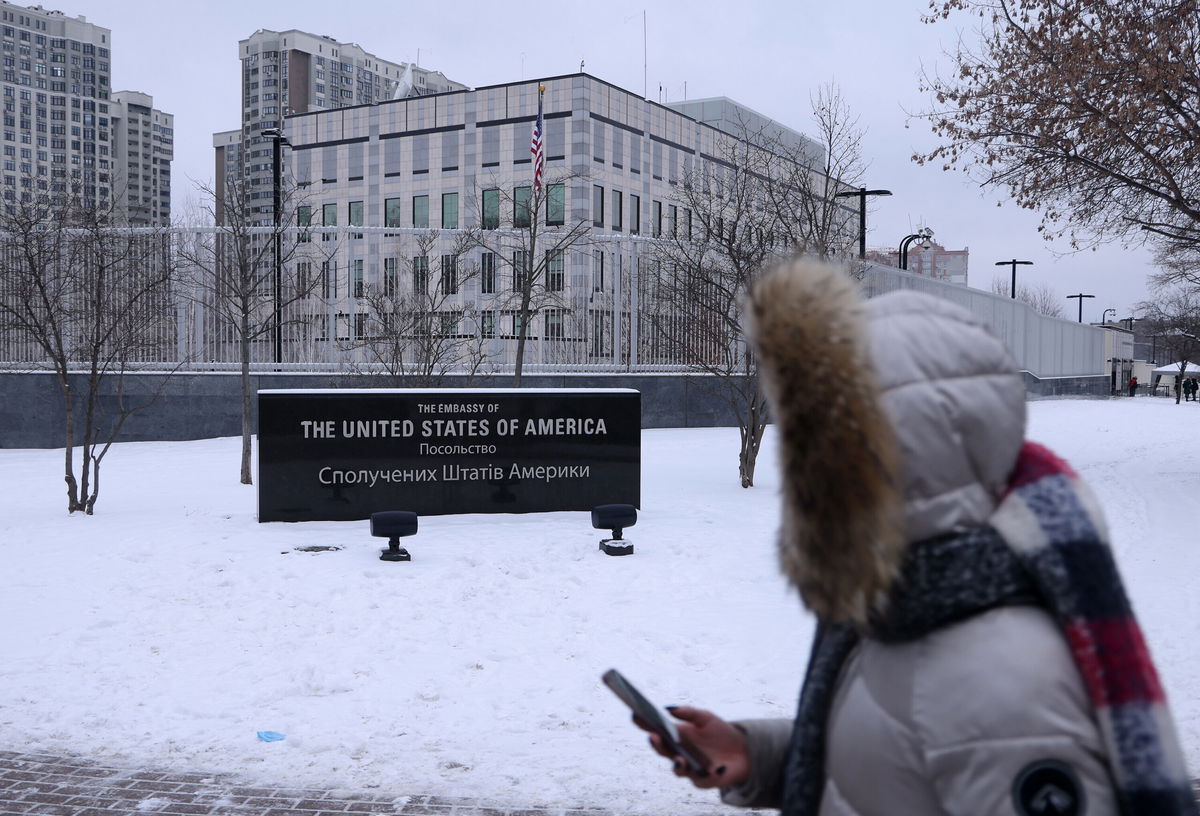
246, 72, 824, 369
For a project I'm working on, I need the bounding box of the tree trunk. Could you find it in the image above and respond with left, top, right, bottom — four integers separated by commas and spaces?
737, 400, 768, 488
61, 376, 81, 512
513, 287, 533, 388
240, 330, 253, 485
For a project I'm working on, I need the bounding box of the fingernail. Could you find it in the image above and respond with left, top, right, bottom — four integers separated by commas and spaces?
673, 759, 683, 771
716, 765, 727, 776
665, 705, 680, 712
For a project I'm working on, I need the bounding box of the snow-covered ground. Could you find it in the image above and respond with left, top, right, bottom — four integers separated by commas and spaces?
1, 396, 1197, 812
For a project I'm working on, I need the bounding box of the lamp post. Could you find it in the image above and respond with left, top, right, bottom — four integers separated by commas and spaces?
835, 186, 892, 259
995, 259, 1033, 299
898, 227, 934, 270
1101, 308, 1116, 324
262, 127, 289, 365
1066, 292, 1096, 323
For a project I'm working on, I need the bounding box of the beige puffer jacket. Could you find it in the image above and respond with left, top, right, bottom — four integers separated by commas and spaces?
725, 263, 1117, 815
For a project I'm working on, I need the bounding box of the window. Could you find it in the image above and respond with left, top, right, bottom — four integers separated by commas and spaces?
441, 192, 458, 229
481, 252, 496, 294
546, 182, 564, 226
513, 185, 531, 228
545, 309, 563, 339
481, 310, 495, 339
322, 202, 336, 241
512, 312, 525, 336
512, 250, 529, 291
321, 260, 334, 298
348, 200, 363, 239
412, 255, 429, 295
296, 261, 310, 295
611, 189, 623, 231
545, 250, 564, 292
683, 208, 692, 240
355, 312, 367, 340
482, 188, 499, 229
592, 184, 604, 227
440, 312, 458, 336
384, 197, 402, 228
353, 259, 364, 298
592, 249, 604, 292
630, 194, 640, 235
652, 200, 662, 237
668, 204, 677, 238
440, 254, 458, 295
412, 194, 428, 228
383, 257, 398, 297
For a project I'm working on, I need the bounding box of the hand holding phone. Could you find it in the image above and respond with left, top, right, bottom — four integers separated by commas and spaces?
602, 668, 711, 777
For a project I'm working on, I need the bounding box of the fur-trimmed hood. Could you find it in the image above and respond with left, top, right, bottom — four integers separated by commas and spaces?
747, 259, 1026, 626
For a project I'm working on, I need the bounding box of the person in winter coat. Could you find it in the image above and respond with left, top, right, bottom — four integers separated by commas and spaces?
1128, 375, 1138, 397
638, 259, 1196, 816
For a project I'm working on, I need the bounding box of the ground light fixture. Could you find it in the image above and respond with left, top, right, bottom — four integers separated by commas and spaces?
592, 504, 637, 556
371, 511, 418, 562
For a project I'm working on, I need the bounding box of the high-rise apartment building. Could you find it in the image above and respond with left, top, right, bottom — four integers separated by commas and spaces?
228, 29, 467, 222
0, 1, 172, 224
111, 90, 173, 226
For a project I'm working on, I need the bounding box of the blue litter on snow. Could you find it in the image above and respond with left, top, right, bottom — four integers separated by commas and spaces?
256, 731, 286, 742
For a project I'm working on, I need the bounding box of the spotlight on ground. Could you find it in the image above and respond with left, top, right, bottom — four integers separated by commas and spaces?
592, 504, 636, 556
371, 511, 418, 562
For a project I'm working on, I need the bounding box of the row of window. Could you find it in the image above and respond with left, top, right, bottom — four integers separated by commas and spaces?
307, 308, 571, 343
296, 250, 569, 300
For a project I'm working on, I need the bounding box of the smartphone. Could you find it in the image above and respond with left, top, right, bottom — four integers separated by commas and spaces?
601, 668, 710, 776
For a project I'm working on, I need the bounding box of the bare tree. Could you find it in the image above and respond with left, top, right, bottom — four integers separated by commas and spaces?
176, 175, 325, 484
646, 93, 863, 487
345, 229, 491, 386
463, 174, 591, 385
0, 193, 177, 514
1136, 284, 1200, 403
918, 0, 1200, 256
989, 277, 1067, 318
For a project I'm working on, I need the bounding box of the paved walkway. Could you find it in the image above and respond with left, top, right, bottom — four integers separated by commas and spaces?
0, 751, 615, 816
3, 750, 1198, 815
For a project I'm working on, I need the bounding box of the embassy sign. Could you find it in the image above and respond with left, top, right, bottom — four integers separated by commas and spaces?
257, 388, 641, 522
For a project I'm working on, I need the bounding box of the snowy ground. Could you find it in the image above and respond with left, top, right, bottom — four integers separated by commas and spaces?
1, 396, 1198, 813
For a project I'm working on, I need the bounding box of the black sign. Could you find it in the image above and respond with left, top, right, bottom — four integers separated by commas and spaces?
257, 389, 641, 522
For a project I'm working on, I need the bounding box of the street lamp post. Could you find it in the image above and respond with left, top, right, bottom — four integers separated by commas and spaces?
1066, 293, 1096, 323
1101, 308, 1116, 324
898, 227, 934, 270
835, 186, 892, 259
995, 259, 1033, 299
262, 127, 289, 365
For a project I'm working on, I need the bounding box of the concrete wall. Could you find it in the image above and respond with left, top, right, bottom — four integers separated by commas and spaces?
0, 371, 746, 449
0, 368, 1109, 449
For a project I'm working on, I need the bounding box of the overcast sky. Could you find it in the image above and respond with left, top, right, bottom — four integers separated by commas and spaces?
83, 0, 1157, 320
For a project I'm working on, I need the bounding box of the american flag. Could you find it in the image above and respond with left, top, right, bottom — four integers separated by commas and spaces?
531, 85, 545, 191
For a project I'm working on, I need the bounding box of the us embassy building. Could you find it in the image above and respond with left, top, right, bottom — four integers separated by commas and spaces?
204, 72, 830, 371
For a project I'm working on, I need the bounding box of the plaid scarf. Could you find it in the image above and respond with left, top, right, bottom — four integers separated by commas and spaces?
780, 442, 1197, 816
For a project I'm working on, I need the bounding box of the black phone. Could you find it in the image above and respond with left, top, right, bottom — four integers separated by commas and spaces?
602, 668, 710, 776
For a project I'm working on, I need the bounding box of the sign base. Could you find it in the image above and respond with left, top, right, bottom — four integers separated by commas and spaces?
380, 547, 412, 562
600, 539, 634, 556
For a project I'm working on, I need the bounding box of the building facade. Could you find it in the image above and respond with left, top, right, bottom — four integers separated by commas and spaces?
111, 90, 172, 226
227, 29, 467, 223
241, 73, 825, 370
0, 1, 172, 223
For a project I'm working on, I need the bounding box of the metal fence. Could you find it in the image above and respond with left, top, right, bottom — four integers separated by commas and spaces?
0, 226, 1105, 379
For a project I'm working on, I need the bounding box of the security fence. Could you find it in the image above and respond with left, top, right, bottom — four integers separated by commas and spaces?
0, 225, 1105, 380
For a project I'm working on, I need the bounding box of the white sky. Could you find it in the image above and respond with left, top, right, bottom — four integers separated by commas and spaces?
83, 0, 1157, 319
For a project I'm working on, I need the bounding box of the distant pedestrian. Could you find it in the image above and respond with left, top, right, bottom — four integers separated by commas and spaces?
1175, 379, 1183, 401
1188, 377, 1199, 401
1128, 376, 1139, 397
